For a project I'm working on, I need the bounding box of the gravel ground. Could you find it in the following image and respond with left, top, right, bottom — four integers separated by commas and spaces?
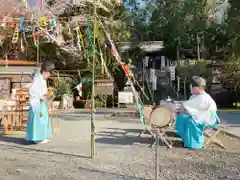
0, 115, 239, 180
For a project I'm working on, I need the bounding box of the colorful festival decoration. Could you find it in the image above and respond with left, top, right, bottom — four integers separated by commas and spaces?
76, 27, 81, 51
24, 26, 33, 32
18, 17, 25, 32
27, 0, 43, 11
39, 17, 48, 27
76, 24, 85, 52
2, 1, 149, 130
40, 0, 43, 9
0, 34, 8, 39
24, 0, 28, 9
49, 15, 56, 26
86, 15, 94, 52
0, 33, 8, 46
33, 30, 39, 48
12, 24, 19, 43
105, 31, 147, 129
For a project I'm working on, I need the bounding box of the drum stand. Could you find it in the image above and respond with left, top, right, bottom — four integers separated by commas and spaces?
139, 125, 173, 148
140, 106, 174, 148
138, 126, 154, 138
150, 127, 173, 148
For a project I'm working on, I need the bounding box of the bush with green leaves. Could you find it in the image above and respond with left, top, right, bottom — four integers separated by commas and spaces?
219, 61, 240, 101
176, 60, 211, 83
53, 79, 72, 98
176, 59, 212, 97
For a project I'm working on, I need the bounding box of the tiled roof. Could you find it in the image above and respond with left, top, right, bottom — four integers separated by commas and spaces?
0, 60, 37, 66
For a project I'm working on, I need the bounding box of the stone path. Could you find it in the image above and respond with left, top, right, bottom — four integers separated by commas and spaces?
217, 111, 240, 138
0, 114, 240, 179
55, 108, 240, 138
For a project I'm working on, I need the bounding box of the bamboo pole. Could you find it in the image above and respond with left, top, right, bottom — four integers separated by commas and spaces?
36, 35, 40, 73
155, 132, 159, 180
90, 0, 97, 159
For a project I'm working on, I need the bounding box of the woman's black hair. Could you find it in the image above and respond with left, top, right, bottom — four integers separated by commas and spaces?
40, 61, 55, 73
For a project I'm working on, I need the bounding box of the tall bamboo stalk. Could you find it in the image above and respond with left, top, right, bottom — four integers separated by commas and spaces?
90, 0, 97, 159
36, 37, 40, 72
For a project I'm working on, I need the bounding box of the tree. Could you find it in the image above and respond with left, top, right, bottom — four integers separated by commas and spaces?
0, 0, 130, 68
148, 0, 210, 60
124, 0, 230, 61
227, 0, 240, 58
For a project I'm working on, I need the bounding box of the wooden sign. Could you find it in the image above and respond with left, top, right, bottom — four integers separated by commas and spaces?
95, 80, 114, 95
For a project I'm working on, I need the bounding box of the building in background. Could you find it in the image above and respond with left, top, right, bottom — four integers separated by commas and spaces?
120, 41, 179, 104
0, 60, 37, 100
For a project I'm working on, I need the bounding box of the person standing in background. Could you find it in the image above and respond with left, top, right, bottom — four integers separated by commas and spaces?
26, 61, 55, 144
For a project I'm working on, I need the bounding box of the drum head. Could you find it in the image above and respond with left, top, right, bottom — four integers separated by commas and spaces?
150, 107, 172, 127
143, 106, 153, 124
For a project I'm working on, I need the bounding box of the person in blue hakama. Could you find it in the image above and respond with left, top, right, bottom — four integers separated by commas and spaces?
26, 61, 55, 144
176, 76, 220, 149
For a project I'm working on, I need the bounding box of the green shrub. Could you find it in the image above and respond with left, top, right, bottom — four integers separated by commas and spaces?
176, 59, 211, 83
53, 79, 72, 97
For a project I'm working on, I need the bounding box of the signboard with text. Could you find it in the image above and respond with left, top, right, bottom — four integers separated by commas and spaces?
118, 92, 133, 104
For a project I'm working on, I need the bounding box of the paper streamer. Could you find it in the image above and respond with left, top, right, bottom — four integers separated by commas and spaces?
86, 15, 93, 51
40, 0, 43, 9
39, 17, 48, 26
105, 32, 147, 129
0, 34, 8, 39
12, 24, 19, 43
76, 26, 81, 51
33, 31, 39, 48
23, 0, 28, 8
18, 17, 24, 32
77, 24, 85, 51
27, 0, 43, 11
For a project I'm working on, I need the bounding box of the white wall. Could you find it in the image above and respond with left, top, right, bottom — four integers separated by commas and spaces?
0, 66, 36, 74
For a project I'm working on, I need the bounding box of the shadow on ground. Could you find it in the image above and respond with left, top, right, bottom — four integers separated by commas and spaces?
0, 130, 89, 159
0, 135, 31, 145
0, 142, 90, 159
96, 127, 183, 148
77, 166, 151, 180
53, 114, 91, 121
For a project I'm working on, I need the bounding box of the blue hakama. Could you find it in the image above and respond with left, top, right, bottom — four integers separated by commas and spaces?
26, 102, 52, 142
176, 113, 204, 149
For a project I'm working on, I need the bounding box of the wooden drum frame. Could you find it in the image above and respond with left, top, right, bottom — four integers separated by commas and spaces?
141, 105, 174, 148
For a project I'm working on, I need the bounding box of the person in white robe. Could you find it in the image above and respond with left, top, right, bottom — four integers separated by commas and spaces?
175, 76, 220, 149
26, 61, 55, 144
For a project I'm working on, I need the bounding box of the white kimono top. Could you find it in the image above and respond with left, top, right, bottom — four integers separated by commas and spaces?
29, 74, 47, 110
183, 91, 219, 125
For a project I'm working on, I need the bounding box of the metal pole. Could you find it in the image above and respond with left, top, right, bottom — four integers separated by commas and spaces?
90, 0, 97, 159
155, 132, 159, 180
